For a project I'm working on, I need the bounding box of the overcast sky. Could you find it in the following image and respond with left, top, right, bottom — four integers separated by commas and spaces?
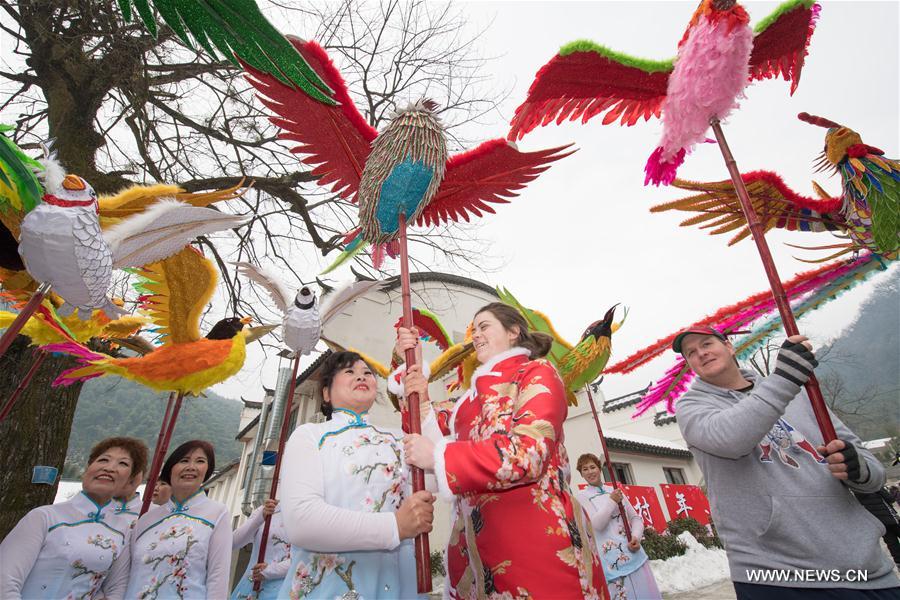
218, 0, 899, 405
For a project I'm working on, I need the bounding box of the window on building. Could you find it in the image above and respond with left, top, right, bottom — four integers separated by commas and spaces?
663, 467, 687, 485
602, 462, 634, 485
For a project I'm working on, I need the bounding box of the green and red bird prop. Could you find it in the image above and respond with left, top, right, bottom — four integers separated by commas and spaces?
496, 287, 623, 405
653, 112, 900, 261
242, 38, 574, 271
507, 0, 820, 185
116, 0, 335, 104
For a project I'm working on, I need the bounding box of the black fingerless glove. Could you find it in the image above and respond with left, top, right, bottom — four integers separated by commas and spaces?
773, 339, 818, 387
838, 439, 869, 484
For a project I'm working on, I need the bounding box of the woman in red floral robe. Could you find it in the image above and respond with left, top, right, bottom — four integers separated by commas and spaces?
398, 302, 608, 599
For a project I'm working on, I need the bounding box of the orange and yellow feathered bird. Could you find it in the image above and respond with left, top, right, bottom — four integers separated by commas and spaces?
0, 297, 146, 347
45, 246, 273, 394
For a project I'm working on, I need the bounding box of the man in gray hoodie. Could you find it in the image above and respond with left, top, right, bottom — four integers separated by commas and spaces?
674, 326, 899, 599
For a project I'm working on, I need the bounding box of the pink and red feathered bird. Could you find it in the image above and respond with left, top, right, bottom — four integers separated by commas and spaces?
242, 38, 573, 271
508, 0, 821, 186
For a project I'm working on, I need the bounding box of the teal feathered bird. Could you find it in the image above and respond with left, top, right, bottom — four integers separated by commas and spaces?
242, 39, 573, 272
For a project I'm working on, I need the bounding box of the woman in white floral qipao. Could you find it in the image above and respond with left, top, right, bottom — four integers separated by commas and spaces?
0, 436, 148, 599
277, 351, 435, 600
123, 440, 232, 599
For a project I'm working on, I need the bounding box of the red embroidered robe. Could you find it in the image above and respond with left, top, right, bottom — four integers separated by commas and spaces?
410, 349, 608, 600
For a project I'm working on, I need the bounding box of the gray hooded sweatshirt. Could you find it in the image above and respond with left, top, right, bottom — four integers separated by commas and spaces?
677, 368, 898, 589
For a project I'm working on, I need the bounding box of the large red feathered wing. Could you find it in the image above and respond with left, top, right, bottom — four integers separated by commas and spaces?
417, 140, 574, 228
243, 37, 377, 201
653, 171, 843, 246
749, 1, 821, 94
508, 43, 672, 141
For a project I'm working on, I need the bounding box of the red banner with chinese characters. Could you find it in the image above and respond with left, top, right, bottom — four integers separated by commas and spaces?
619, 484, 668, 532
659, 483, 711, 525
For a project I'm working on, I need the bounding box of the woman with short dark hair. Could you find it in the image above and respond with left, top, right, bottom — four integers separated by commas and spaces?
277, 350, 435, 599
123, 440, 232, 598
0, 436, 148, 599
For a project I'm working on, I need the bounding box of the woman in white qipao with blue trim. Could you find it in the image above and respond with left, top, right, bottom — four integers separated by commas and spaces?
0, 436, 148, 599
277, 351, 435, 600
123, 440, 232, 599
230, 498, 291, 600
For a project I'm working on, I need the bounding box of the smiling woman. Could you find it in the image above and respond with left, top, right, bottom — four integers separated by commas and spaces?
122, 440, 233, 599
0, 437, 148, 599
277, 351, 436, 599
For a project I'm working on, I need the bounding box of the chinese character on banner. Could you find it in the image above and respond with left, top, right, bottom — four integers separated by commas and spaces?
659, 484, 711, 525
618, 485, 668, 532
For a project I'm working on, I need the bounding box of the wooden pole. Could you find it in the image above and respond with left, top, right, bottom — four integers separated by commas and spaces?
252, 354, 301, 593
0, 282, 51, 359
709, 118, 837, 443
398, 214, 432, 593
140, 391, 185, 516
0, 349, 48, 422
583, 384, 632, 540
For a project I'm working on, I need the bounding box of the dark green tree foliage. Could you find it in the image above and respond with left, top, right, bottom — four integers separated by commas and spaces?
64, 376, 242, 477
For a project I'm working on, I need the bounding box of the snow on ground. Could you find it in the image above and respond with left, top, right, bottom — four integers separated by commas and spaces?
649, 532, 730, 594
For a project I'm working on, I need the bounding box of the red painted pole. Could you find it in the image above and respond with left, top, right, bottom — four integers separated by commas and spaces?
0, 282, 51, 359
140, 391, 184, 516
253, 354, 301, 593
398, 214, 432, 593
709, 119, 837, 443
0, 349, 48, 422
583, 384, 632, 540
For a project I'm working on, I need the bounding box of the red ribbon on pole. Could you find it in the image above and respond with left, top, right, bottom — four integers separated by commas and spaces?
398, 214, 432, 593
709, 119, 837, 444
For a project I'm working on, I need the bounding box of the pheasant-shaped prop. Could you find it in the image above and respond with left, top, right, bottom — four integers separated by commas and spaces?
508, 0, 820, 186
606, 251, 889, 417
115, 0, 335, 104
495, 287, 631, 537
0, 137, 248, 358
243, 38, 574, 272
513, 0, 839, 443
45, 246, 276, 514
654, 112, 900, 261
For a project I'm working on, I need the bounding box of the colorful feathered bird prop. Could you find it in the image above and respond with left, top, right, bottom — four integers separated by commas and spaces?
606, 251, 890, 416
45, 246, 275, 394
115, 0, 334, 104
508, 0, 820, 185
236, 261, 386, 358
495, 287, 624, 405
242, 38, 574, 272
654, 113, 900, 260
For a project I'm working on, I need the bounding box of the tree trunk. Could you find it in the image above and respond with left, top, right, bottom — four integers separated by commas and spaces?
0, 337, 84, 538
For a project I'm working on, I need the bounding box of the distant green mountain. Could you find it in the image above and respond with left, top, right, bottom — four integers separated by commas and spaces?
818, 269, 900, 441
64, 377, 243, 477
